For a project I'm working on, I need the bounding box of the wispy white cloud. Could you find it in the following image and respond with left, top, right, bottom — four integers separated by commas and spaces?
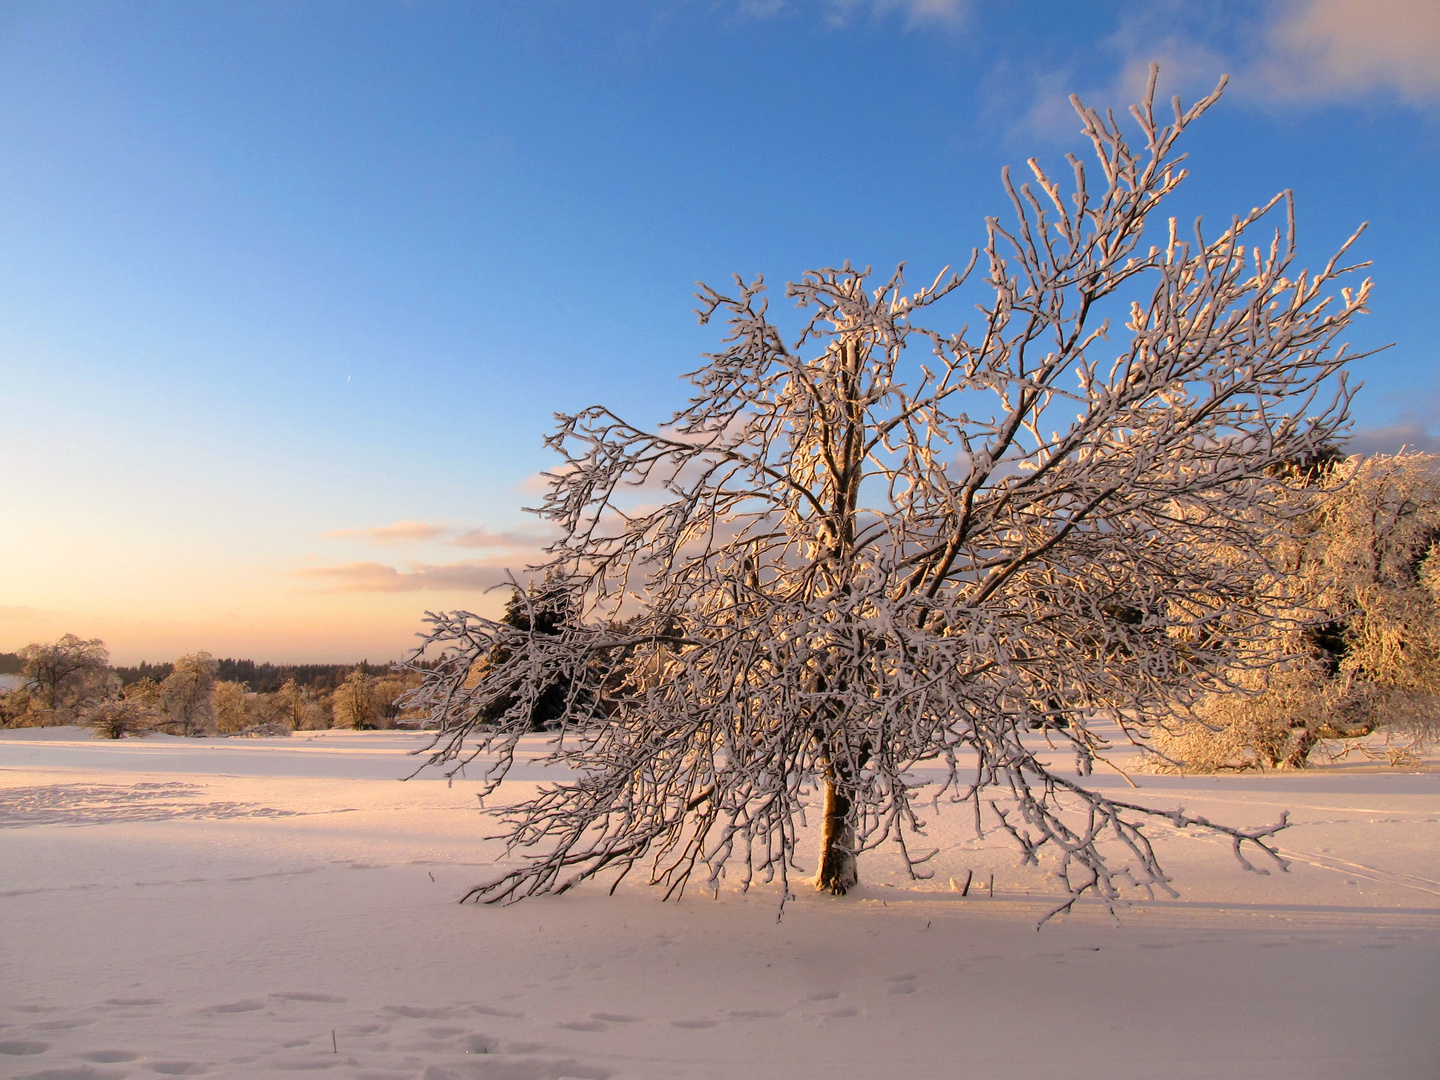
738, 0, 970, 28
324, 520, 449, 544
737, 0, 786, 17
293, 560, 518, 594
994, 4, 1229, 144
828, 0, 969, 28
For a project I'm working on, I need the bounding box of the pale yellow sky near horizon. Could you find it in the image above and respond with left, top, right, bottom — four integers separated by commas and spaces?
0, 513, 546, 665
3, 0, 1436, 666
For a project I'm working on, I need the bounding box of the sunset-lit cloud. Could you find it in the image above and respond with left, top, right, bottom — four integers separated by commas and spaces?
323, 520, 449, 544
1005, 0, 1439, 144
1258, 0, 1440, 103
323, 520, 553, 550
449, 527, 554, 549
294, 560, 519, 593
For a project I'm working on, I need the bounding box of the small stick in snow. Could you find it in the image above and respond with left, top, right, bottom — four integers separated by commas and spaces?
988, 874, 994, 898
332, 1031, 337, 1054
962, 870, 973, 897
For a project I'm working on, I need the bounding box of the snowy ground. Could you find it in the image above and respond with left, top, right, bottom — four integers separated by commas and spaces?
2, 728, 1437, 1080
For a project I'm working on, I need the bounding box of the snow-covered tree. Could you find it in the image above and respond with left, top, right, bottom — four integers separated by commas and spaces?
407, 70, 1369, 917
213, 679, 253, 734
161, 652, 218, 737
468, 581, 588, 733
269, 677, 322, 731
18, 634, 110, 720
333, 665, 381, 730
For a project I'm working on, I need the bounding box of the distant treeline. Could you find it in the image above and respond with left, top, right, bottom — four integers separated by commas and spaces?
0, 652, 22, 675
112, 658, 399, 693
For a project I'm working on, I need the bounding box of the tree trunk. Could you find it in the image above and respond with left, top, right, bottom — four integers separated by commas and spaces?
1283, 725, 1319, 769
815, 776, 858, 895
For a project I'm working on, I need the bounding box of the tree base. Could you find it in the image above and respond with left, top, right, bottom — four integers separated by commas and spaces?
814, 850, 858, 896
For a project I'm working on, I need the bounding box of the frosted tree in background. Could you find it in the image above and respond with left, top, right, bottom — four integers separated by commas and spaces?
214, 680, 253, 734
161, 652, 218, 737
272, 677, 314, 731
17, 634, 111, 720
408, 69, 1370, 916
333, 665, 382, 730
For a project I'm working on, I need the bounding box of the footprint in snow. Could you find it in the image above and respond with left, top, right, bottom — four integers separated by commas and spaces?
670, 1019, 718, 1029
558, 1020, 608, 1032
383, 1005, 460, 1019
471, 1005, 525, 1019
203, 1000, 265, 1014
81, 1051, 141, 1063
590, 1014, 642, 1023
0, 1039, 49, 1055
149, 1061, 208, 1075
270, 992, 346, 1004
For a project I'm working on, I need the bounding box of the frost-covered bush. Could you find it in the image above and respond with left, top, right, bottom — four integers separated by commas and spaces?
214, 680, 253, 734
0, 687, 46, 728
1152, 666, 1370, 771
1157, 452, 1440, 771
86, 700, 153, 740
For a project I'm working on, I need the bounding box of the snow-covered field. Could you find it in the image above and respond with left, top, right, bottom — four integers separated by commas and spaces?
2, 728, 1437, 1080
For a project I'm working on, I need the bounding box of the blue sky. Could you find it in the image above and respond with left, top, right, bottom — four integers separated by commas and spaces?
2, 0, 1437, 663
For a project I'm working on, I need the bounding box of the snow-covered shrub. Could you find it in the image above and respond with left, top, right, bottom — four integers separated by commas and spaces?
214, 680, 253, 734
1158, 452, 1440, 771
0, 687, 45, 728
86, 700, 153, 740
